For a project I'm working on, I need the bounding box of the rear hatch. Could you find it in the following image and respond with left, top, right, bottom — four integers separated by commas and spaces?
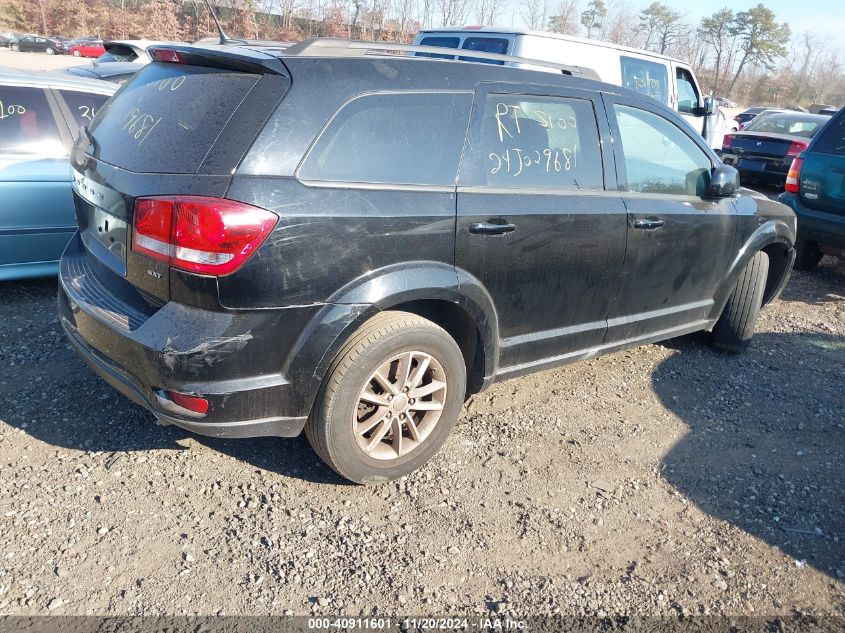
729, 131, 795, 159
800, 113, 845, 216
71, 46, 290, 303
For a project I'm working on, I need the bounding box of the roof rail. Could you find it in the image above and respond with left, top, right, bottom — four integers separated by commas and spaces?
280, 38, 600, 80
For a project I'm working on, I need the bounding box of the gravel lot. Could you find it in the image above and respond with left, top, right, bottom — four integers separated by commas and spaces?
0, 47, 89, 73
0, 215, 843, 619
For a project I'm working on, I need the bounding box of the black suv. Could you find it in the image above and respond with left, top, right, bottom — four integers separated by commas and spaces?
59, 39, 797, 483
779, 107, 845, 269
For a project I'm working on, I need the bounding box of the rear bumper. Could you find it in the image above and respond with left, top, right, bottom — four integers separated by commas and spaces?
58, 234, 314, 438
778, 192, 845, 251
722, 153, 790, 182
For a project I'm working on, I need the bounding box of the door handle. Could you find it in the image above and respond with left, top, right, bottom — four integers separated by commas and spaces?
469, 221, 516, 235
632, 218, 665, 230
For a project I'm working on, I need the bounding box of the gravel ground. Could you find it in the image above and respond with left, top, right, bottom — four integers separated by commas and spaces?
2, 180, 844, 625
0, 47, 89, 73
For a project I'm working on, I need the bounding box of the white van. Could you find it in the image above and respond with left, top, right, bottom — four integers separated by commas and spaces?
412, 27, 723, 148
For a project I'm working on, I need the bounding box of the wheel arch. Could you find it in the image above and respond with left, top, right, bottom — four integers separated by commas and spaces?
284, 261, 499, 417
710, 220, 796, 320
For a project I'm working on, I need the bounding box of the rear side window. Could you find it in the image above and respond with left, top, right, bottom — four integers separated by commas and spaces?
88, 63, 260, 173
418, 36, 460, 59
621, 56, 668, 105
461, 93, 604, 191
459, 37, 509, 65
811, 114, 845, 155
58, 90, 110, 132
298, 92, 472, 187
0, 85, 63, 155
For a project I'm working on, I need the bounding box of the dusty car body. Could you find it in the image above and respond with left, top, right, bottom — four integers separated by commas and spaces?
59, 39, 796, 483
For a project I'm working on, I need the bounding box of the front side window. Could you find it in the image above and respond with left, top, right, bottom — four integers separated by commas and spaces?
299, 92, 472, 187
461, 93, 604, 191
621, 56, 669, 105
58, 90, 110, 131
676, 68, 699, 114
613, 104, 711, 196
0, 85, 63, 155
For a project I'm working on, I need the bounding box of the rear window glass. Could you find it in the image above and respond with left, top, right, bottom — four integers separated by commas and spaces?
0, 85, 63, 155
98, 47, 138, 63
812, 114, 845, 155
298, 92, 472, 186
744, 114, 825, 138
459, 37, 509, 65
418, 36, 459, 59
88, 63, 259, 173
58, 90, 111, 133
621, 56, 668, 105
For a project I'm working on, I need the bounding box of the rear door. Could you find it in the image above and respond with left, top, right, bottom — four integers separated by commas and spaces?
71, 57, 289, 301
0, 83, 74, 271
801, 111, 845, 216
456, 83, 626, 371
603, 95, 736, 342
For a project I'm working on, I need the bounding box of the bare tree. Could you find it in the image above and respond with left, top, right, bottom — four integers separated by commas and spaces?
520, 0, 548, 30
475, 0, 504, 25
437, 0, 471, 26
547, 0, 579, 35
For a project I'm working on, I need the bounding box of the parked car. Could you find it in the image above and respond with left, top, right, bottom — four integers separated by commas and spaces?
98, 40, 175, 64
412, 27, 724, 149
59, 39, 796, 483
779, 108, 845, 270
58, 61, 145, 85
720, 112, 830, 186
714, 96, 736, 108
734, 106, 783, 129
9, 35, 65, 55
68, 39, 105, 58
0, 32, 15, 48
0, 68, 116, 280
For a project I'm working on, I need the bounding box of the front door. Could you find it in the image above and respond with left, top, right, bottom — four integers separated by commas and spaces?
603, 96, 737, 343
455, 84, 627, 373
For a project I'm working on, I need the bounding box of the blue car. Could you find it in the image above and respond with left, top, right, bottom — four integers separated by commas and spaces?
0, 68, 115, 280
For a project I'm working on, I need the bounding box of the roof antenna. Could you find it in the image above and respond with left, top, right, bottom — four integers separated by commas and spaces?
203, 0, 231, 45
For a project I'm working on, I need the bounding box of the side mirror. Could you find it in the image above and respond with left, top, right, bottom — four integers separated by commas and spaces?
709, 164, 740, 197
701, 96, 715, 117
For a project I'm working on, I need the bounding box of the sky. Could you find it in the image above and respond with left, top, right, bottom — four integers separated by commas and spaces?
500, 0, 845, 44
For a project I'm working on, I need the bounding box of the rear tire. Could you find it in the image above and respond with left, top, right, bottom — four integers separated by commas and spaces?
794, 237, 823, 271
305, 311, 467, 484
711, 250, 769, 354
45, 47, 54, 55
72, 49, 80, 57
10, 44, 18, 52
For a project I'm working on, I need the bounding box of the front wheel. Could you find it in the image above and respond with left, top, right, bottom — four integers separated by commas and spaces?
10, 44, 18, 52
72, 49, 80, 56
711, 250, 769, 354
305, 311, 467, 484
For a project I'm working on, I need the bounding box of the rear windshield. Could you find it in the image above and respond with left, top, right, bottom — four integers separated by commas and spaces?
744, 114, 825, 138
98, 46, 138, 63
813, 113, 845, 155
88, 63, 259, 173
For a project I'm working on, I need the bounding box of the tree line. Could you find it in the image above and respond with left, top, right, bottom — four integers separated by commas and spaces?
1, 0, 841, 106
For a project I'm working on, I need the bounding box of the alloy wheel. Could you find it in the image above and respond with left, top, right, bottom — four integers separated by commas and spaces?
353, 351, 447, 461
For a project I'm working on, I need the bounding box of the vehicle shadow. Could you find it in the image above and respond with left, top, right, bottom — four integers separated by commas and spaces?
0, 280, 346, 486
654, 331, 845, 579
780, 258, 845, 306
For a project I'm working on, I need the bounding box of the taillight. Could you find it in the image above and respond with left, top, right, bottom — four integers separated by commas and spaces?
132, 196, 278, 276
785, 157, 803, 194
787, 140, 809, 157
722, 134, 734, 152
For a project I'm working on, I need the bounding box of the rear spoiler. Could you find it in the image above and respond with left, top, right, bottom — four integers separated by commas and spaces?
147, 45, 288, 76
